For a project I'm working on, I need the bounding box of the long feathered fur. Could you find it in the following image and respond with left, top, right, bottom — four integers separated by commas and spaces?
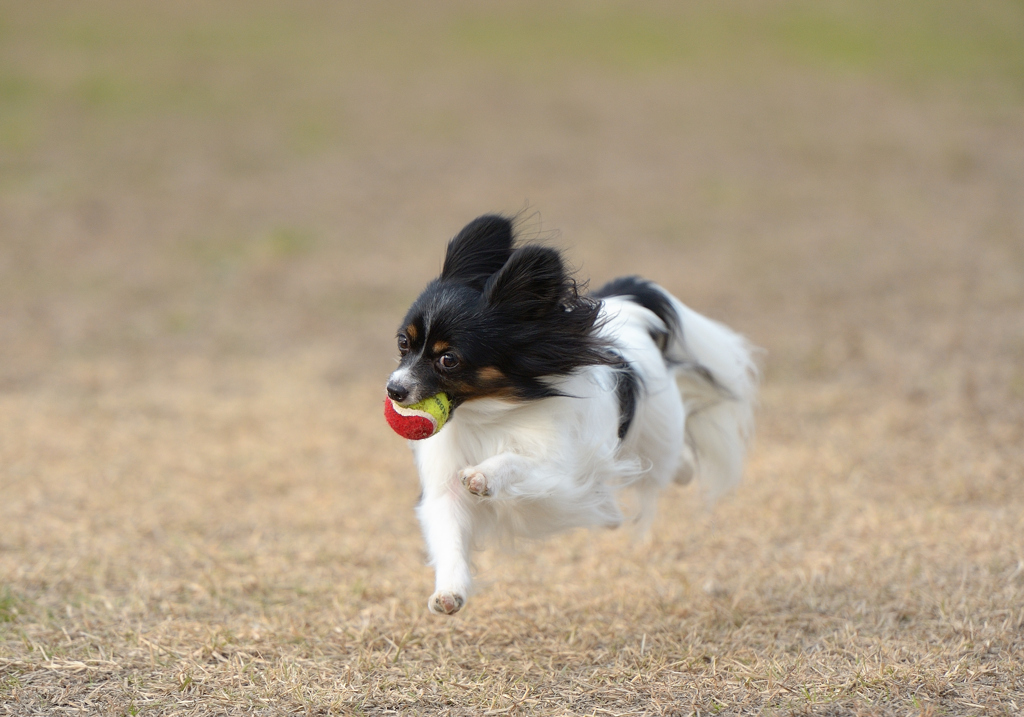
386, 215, 760, 615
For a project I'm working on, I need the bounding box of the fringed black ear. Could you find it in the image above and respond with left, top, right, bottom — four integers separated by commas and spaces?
440, 215, 515, 290
483, 246, 566, 319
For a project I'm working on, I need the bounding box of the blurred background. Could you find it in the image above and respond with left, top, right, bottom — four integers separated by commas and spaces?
3, 0, 1021, 386
1, 1, 1023, 713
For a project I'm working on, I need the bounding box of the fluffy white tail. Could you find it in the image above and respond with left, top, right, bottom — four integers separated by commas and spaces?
592, 276, 760, 498
665, 296, 759, 499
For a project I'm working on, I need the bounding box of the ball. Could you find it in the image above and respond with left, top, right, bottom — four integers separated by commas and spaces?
384, 392, 451, 440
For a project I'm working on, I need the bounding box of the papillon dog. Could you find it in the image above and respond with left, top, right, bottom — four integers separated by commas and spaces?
386, 215, 759, 615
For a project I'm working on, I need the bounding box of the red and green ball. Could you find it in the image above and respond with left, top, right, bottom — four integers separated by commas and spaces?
384, 392, 451, 440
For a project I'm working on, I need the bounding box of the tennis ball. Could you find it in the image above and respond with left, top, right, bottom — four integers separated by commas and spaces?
384, 392, 451, 440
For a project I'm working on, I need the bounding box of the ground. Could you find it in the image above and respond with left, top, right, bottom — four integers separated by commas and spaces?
1, 1, 1023, 715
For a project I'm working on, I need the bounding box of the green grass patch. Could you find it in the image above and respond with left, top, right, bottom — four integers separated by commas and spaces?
0, 588, 22, 622
766, 2, 1024, 84
1, 0, 1021, 149
448, 0, 1024, 90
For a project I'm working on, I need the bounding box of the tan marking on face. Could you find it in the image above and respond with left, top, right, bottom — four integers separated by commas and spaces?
431, 340, 450, 354
405, 324, 418, 341
450, 379, 518, 402
478, 366, 506, 383
447, 368, 518, 403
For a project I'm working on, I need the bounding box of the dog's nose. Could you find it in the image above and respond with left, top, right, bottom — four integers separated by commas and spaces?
386, 381, 409, 404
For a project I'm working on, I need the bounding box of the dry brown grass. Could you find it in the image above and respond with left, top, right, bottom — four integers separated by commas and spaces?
2, 1, 1024, 715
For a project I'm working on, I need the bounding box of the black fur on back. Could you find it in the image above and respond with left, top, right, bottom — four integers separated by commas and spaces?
592, 275, 680, 353
609, 352, 640, 440
593, 275, 732, 396
397, 215, 616, 405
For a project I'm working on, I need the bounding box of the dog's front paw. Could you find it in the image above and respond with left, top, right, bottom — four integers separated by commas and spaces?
459, 467, 490, 497
429, 591, 465, 615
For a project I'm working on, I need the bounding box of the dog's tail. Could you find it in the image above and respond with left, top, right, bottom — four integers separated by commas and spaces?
593, 277, 760, 498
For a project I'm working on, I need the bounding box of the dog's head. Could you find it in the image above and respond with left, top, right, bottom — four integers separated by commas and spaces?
386, 215, 611, 411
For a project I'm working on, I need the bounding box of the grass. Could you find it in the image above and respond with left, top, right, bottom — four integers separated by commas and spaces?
450, 0, 1024, 86
1, 1, 1023, 714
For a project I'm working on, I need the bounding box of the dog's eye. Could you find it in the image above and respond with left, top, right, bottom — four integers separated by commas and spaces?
437, 353, 459, 370
397, 335, 410, 355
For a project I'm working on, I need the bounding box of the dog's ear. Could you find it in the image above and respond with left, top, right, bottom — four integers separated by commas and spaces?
440, 215, 515, 290
483, 246, 566, 318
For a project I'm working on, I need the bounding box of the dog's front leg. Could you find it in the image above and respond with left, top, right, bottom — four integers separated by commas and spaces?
458, 452, 543, 499
416, 491, 472, 615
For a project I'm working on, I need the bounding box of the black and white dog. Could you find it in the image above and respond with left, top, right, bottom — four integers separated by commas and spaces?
386, 215, 758, 614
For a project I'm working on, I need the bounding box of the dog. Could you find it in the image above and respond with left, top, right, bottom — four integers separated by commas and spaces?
386, 215, 759, 615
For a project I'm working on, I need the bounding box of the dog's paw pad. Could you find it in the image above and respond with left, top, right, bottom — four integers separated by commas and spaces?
459, 468, 489, 497
429, 591, 465, 615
